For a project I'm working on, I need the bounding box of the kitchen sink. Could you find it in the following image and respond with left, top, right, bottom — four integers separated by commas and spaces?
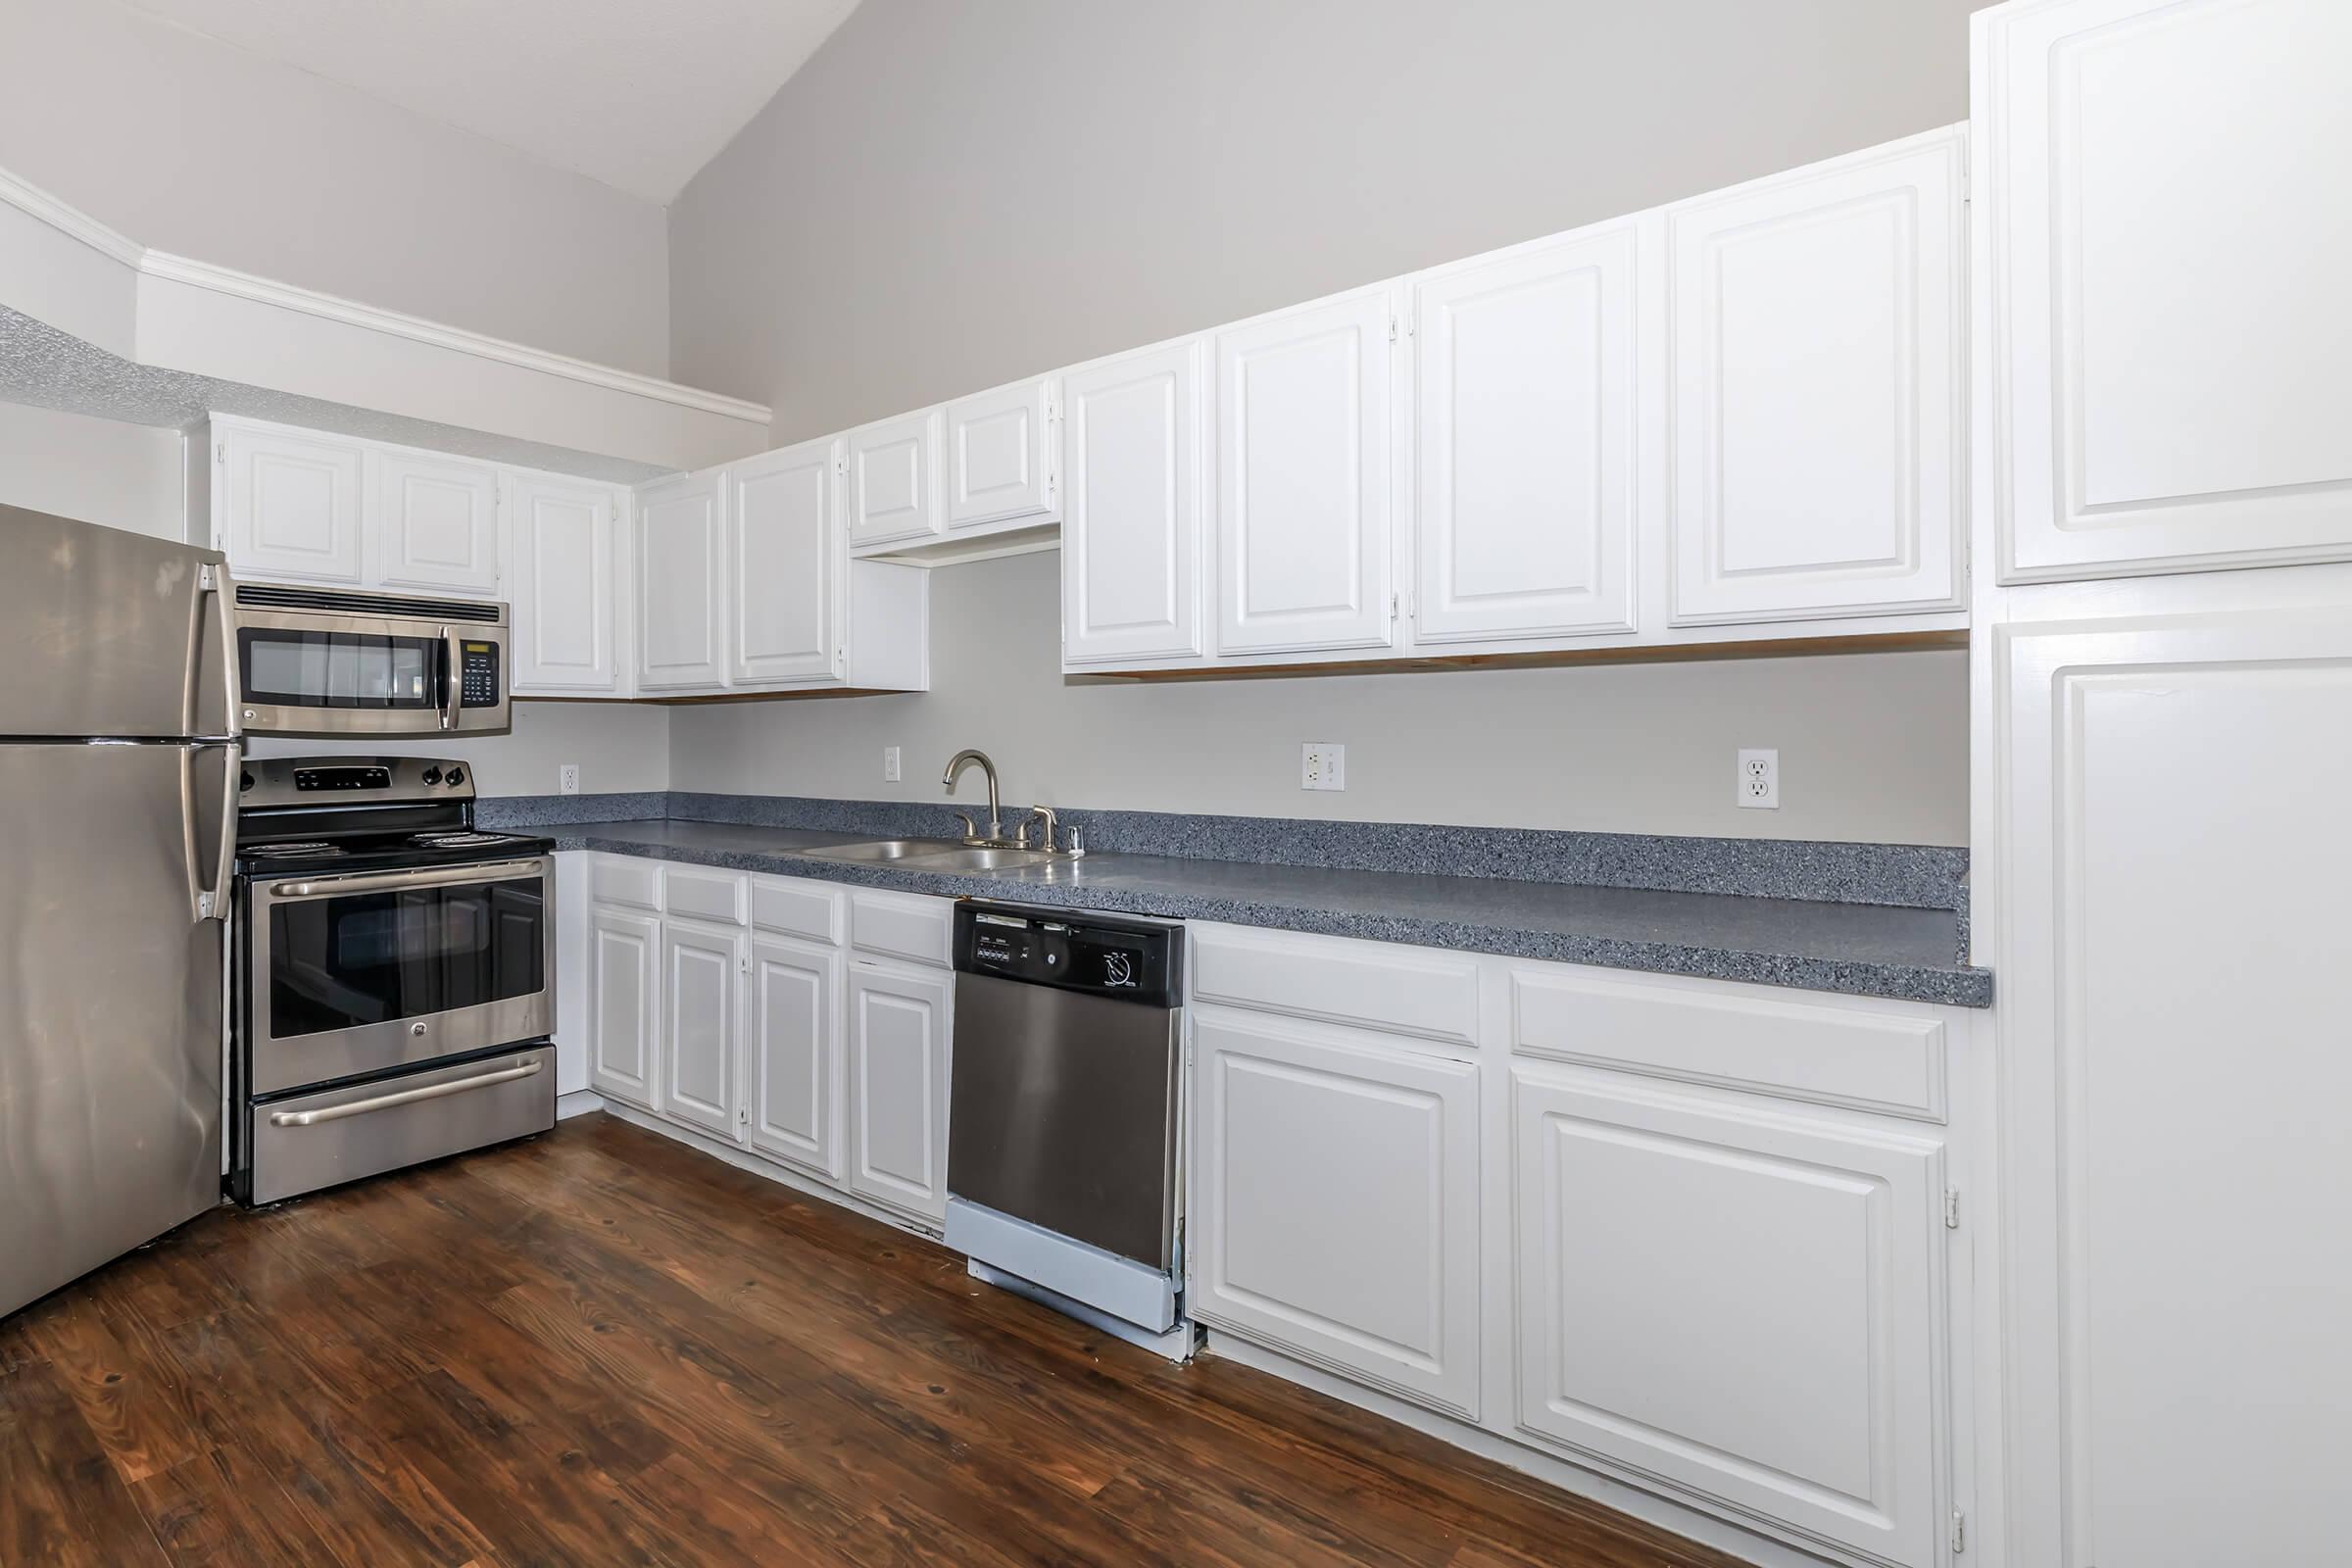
901, 846, 1059, 872
797, 838, 959, 863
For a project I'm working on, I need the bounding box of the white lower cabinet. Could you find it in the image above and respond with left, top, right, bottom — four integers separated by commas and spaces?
1510, 1065, 1947, 1568
1188, 1007, 1483, 1418
845, 961, 953, 1224
661, 918, 745, 1141
587, 905, 661, 1110
746, 932, 843, 1180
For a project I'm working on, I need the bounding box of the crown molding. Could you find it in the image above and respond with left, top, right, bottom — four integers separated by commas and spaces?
0, 162, 769, 426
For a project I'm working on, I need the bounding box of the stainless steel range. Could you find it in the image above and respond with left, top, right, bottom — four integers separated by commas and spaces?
228, 756, 555, 1204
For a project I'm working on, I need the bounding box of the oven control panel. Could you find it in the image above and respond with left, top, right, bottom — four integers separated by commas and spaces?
459, 641, 502, 708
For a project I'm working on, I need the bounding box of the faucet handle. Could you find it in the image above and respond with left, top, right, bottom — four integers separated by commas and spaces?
953, 810, 979, 843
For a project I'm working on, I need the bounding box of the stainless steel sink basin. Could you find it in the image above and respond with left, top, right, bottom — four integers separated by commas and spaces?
797, 838, 959, 863
902, 846, 1058, 872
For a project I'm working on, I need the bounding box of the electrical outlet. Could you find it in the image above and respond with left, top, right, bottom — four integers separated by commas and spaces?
883, 746, 902, 783
1300, 742, 1347, 792
1737, 749, 1780, 809
558, 763, 580, 796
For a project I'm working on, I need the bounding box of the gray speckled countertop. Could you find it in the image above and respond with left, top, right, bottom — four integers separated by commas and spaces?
540, 818, 1991, 1008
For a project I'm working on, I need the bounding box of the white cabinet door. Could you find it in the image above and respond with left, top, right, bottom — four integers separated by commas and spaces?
1981, 0, 2352, 584
747, 932, 842, 1181
946, 377, 1057, 531
635, 469, 727, 691
1993, 597, 2352, 1567
1190, 1008, 1482, 1418
588, 906, 660, 1109
1214, 288, 1396, 657
729, 438, 842, 685
662, 918, 744, 1141
846, 961, 951, 1223
1411, 221, 1639, 645
507, 473, 623, 695
1513, 1066, 1945, 1568
373, 449, 501, 594
1665, 128, 1964, 624
846, 409, 945, 551
1059, 339, 1208, 667
218, 422, 364, 584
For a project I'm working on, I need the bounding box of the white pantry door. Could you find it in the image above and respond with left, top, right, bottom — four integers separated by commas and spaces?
1980, 0, 2352, 583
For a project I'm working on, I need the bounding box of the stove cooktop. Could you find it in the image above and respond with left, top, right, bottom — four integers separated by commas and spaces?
234, 828, 552, 876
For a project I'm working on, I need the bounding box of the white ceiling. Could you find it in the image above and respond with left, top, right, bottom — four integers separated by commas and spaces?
119, 0, 861, 204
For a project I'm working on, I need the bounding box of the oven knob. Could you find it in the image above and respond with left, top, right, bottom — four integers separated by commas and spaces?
445, 766, 466, 786
420, 766, 442, 785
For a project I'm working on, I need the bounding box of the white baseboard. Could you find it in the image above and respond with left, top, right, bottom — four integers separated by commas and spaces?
590, 1099, 943, 1243
557, 1089, 606, 1121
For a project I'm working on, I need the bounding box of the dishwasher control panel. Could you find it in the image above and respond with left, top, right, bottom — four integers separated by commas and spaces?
953, 901, 1180, 1007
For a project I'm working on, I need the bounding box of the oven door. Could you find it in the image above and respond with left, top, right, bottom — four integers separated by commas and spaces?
247, 855, 553, 1094
234, 609, 508, 736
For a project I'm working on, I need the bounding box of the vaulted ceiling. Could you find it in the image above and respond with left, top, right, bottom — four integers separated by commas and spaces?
117, 0, 861, 203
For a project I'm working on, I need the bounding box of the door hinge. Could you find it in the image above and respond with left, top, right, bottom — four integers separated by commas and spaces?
1951, 1509, 1967, 1553
1945, 1186, 1962, 1230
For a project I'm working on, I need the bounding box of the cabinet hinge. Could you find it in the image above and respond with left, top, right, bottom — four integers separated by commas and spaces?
1951, 1509, 1967, 1554
1388, 312, 1398, 344
215, 440, 225, 464
1944, 1186, 1962, 1230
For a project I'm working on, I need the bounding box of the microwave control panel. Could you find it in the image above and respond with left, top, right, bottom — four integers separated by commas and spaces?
459, 642, 501, 708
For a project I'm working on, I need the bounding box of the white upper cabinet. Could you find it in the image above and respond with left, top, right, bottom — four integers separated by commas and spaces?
945, 377, 1058, 532
506, 472, 626, 696
218, 421, 365, 585
635, 468, 728, 691
372, 449, 501, 595
1214, 287, 1398, 657
1665, 127, 1965, 624
1513, 1067, 1947, 1568
1980, 0, 2352, 583
1059, 339, 1209, 668
729, 438, 843, 686
846, 408, 946, 552
1410, 221, 1639, 645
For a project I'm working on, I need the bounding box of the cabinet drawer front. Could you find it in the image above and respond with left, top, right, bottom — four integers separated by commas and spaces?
1509, 967, 1946, 1120
850, 890, 953, 968
589, 856, 662, 910
751, 875, 844, 944
1512, 1066, 1945, 1567
1191, 1009, 1483, 1418
663, 867, 747, 925
1190, 924, 1479, 1050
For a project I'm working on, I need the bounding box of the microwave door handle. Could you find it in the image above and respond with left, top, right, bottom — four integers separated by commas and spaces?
440, 625, 463, 731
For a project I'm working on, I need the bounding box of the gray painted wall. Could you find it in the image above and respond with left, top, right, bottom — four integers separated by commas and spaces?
0, 401, 182, 538
0, 0, 670, 376
662, 0, 1984, 845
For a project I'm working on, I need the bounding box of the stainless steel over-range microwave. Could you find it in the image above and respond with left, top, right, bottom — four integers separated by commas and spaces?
230, 583, 510, 736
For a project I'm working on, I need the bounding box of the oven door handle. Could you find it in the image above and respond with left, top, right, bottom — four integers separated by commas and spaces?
268, 1057, 543, 1127
267, 858, 548, 900
441, 625, 464, 731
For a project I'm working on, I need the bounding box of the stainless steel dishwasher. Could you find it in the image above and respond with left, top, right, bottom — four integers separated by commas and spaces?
944, 900, 1195, 1359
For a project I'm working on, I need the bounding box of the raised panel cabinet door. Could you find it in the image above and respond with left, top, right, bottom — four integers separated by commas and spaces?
946, 377, 1057, 530
1512, 1066, 1946, 1568
846, 962, 951, 1223
1665, 127, 1965, 624
635, 469, 726, 690
1994, 601, 2352, 1568
747, 933, 842, 1181
729, 438, 842, 685
587, 906, 660, 1109
847, 409, 945, 551
507, 474, 620, 694
661, 919, 743, 1141
1214, 288, 1396, 657
1982, 0, 2352, 583
373, 450, 501, 594
1190, 1009, 1482, 1418
1412, 221, 1639, 644
220, 423, 364, 584
1059, 339, 1207, 667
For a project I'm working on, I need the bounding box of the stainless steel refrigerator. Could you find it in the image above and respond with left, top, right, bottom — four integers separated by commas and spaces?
0, 505, 239, 1319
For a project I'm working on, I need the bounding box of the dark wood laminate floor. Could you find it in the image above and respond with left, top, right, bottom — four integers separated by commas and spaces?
0, 1113, 1748, 1568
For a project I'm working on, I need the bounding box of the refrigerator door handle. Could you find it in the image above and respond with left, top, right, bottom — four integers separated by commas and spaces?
180, 741, 240, 923
207, 564, 241, 741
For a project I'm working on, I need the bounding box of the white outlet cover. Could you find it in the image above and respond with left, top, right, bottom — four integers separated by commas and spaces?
1301, 742, 1347, 792
883, 746, 902, 783
558, 763, 580, 796
1737, 748, 1780, 809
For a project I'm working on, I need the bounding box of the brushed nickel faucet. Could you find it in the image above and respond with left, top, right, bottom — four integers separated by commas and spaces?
942, 749, 1084, 856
